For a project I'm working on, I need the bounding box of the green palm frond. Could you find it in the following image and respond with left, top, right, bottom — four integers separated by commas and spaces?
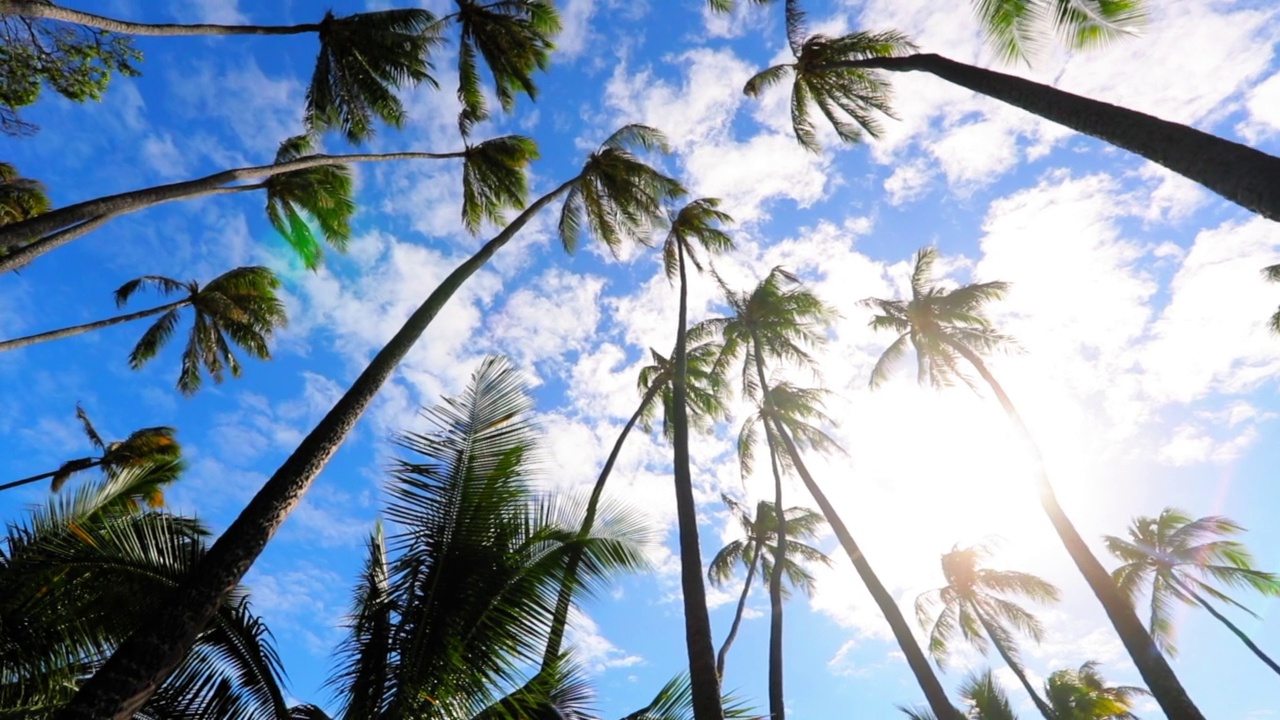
452, 1, 560, 136
305, 9, 441, 143
709, 495, 829, 596
461, 135, 539, 233
959, 669, 1018, 720
661, 198, 734, 281
639, 339, 729, 439
1045, 661, 1147, 719
0, 161, 50, 227
264, 134, 355, 270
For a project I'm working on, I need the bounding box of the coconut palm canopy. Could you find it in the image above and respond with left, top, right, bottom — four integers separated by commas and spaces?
3, 0, 1280, 718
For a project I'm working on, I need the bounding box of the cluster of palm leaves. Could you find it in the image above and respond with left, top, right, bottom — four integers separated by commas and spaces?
4, 0, 1280, 718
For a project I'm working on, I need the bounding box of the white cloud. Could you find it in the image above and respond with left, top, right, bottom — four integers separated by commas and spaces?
1239, 70, 1280, 142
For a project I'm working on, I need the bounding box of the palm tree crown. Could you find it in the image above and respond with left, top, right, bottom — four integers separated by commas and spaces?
709, 495, 830, 598
265, 135, 355, 268
1044, 662, 1147, 719
116, 266, 288, 395
1104, 508, 1280, 656
0, 161, 49, 226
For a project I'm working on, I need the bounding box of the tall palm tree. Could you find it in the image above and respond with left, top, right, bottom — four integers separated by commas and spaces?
707, 495, 829, 678
864, 246, 1202, 718
1044, 662, 1147, 719
703, 267, 838, 720
541, 336, 728, 673
917, 543, 1061, 720
58, 125, 683, 720
742, 2, 1280, 223
0, 266, 288, 395
0, 161, 49, 226
0, 134, 537, 273
298, 357, 648, 719
1104, 508, 1280, 676
1, 463, 289, 719
0, 405, 179, 500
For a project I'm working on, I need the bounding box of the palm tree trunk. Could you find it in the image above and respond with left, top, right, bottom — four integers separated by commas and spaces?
826, 53, 1280, 223
771, 425, 961, 720
941, 338, 1205, 719
749, 342, 787, 720
0, 2, 322, 36
541, 379, 665, 670
971, 604, 1055, 720
671, 240, 724, 720
1170, 576, 1280, 677
54, 177, 580, 720
0, 151, 464, 254
716, 538, 763, 679
0, 300, 187, 352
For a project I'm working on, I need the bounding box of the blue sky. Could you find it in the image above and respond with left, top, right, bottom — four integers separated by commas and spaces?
3, 0, 1280, 717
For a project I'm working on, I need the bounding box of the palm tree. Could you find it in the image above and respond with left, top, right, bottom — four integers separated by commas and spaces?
0, 462, 290, 719
292, 357, 647, 719
901, 669, 1017, 720
704, 267, 835, 720
1044, 662, 1147, 719
0, 266, 288, 395
1104, 508, 1280, 675
707, 495, 829, 678
917, 543, 1061, 720
58, 125, 683, 720
451, 1, 560, 136
541, 336, 729, 673
742, 2, 1280, 223
0, 161, 49, 226
0, 134, 537, 273
864, 246, 1202, 718
0, 405, 179, 499
1263, 264, 1280, 334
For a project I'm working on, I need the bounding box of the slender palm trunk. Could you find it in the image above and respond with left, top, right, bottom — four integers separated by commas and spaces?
716, 538, 763, 679
1171, 576, 1280, 677
0, 460, 98, 493
972, 604, 1055, 720
671, 241, 724, 720
826, 54, 1280, 222
0, 151, 463, 255
749, 346, 787, 720
541, 379, 665, 670
0, 300, 187, 353
942, 338, 1204, 719
771, 425, 961, 720
0, 2, 321, 36
55, 177, 580, 720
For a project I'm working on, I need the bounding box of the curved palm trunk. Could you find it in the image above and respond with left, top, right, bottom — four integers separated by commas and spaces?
828, 54, 1280, 223
771, 425, 961, 720
716, 537, 763, 679
0, 150, 464, 255
671, 240, 724, 720
942, 338, 1204, 719
971, 604, 1055, 720
749, 345, 787, 720
0, 459, 98, 493
541, 379, 665, 670
55, 177, 579, 720
0, 3, 321, 36
1170, 575, 1280, 677
0, 300, 187, 353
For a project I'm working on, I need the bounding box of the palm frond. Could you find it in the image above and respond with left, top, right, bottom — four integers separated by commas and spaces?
461, 135, 539, 233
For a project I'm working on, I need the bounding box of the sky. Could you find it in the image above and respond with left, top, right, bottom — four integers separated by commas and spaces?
2, 0, 1280, 717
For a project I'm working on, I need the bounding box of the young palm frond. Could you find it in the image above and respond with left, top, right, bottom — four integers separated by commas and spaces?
0, 161, 49, 226
264, 135, 355, 269
305, 9, 442, 143
744, 27, 915, 153
452, 0, 561, 136
558, 124, 686, 256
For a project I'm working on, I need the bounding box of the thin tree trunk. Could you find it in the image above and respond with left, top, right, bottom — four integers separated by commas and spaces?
972, 604, 1055, 720
671, 240, 724, 720
825, 53, 1280, 223
750, 344, 787, 720
0, 300, 187, 352
55, 177, 580, 720
942, 338, 1205, 719
0, 2, 321, 36
771, 425, 961, 720
0, 460, 97, 493
1171, 576, 1280, 677
716, 538, 763, 679
0, 151, 463, 253
541, 379, 665, 670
